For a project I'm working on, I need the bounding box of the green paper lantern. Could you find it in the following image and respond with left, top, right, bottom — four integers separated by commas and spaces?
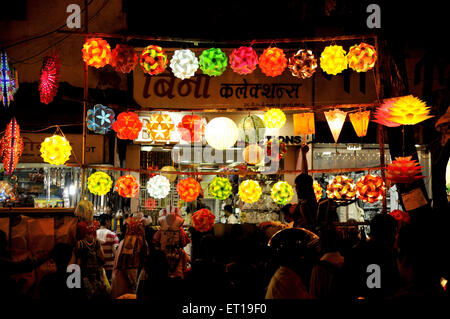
87, 171, 113, 196
238, 115, 266, 144
208, 177, 232, 200
199, 48, 228, 76
271, 181, 294, 205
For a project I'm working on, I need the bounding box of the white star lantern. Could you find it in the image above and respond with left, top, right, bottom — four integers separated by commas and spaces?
170, 49, 199, 80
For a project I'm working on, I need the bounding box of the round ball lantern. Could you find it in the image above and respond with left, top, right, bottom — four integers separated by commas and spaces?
112, 112, 143, 140
208, 177, 232, 200
356, 174, 386, 203
263, 108, 286, 128
86, 104, 115, 134
388, 95, 433, 125
271, 181, 294, 205
259, 47, 287, 77
326, 175, 356, 201
177, 178, 201, 202
205, 117, 238, 150
266, 138, 287, 162
313, 181, 324, 202
320, 45, 348, 75
243, 144, 265, 165
115, 175, 139, 198
238, 115, 265, 144
177, 115, 205, 143
192, 208, 216, 233
170, 49, 199, 80
160, 166, 177, 183
40, 135, 72, 165
110, 44, 138, 73
288, 49, 317, 79
87, 171, 113, 196
147, 175, 171, 199
82, 38, 111, 68
139, 45, 168, 75
347, 43, 377, 72
229, 46, 258, 75
238, 180, 262, 204
199, 48, 228, 76
147, 113, 174, 142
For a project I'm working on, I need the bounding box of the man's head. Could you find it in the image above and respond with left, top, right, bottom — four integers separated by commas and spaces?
294, 173, 314, 200
369, 213, 398, 246
99, 213, 112, 228
224, 205, 233, 217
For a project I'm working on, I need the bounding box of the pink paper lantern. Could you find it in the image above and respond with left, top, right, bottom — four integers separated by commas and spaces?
372, 98, 401, 128
229, 46, 258, 75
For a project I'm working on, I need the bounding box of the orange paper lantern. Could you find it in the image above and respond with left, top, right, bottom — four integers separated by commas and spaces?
349, 110, 371, 137
177, 178, 201, 202
347, 43, 377, 72
82, 38, 111, 68
326, 176, 356, 201
243, 144, 265, 165
258, 47, 287, 77
147, 114, 174, 142
386, 156, 424, 184
115, 175, 139, 198
192, 208, 216, 232
356, 174, 386, 203
293, 113, 315, 136
177, 115, 205, 143
112, 112, 143, 140
324, 109, 347, 143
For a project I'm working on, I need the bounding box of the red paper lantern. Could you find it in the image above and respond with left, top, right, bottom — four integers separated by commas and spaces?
39, 51, 60, 104
0, 117, 23, 176
177, 178, 201, 202
112, 112, 143, 140
386, 156, 424, 184
82, 38, 111, 68
144, 198, 157, 210
115, 175, 139, 198
356, 174, 386, 203
177, 115, 205, 142
389, 209, 411, 225
110, 44, 138, 73
192, 208, 216, 232
229, 46, 258, 75
259, 47, 287, 77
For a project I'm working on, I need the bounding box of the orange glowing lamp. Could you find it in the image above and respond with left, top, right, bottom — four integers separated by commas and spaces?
326, 176, 356, 201
349, 110, 371, 137
115, 175, 139, 198
82, 38, 111, 68
356, 174, 386, 203
293, 113, 315, 136
388, 95, 433, 125
177, 178, 201, 202
386, 156, 424, 184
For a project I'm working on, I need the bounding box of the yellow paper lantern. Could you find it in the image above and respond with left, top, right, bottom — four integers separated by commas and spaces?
320, 45, 348, 75
40, 135, 72, 165
160, 165, 177, 183
205, 117, 239, 150
313, 181, 323, 202
243, 144, 265, 165
349, 110, 371, 137
238, 180, 262, 204
263, 108, 286, 129
87, 171, 113, 196
324, 109, 347, 143
293, 113, 315, 136
326, 175, 356, 201
388, 95, 433, 125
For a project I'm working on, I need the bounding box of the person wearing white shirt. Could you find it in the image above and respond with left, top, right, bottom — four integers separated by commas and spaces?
224, 204, 239, 224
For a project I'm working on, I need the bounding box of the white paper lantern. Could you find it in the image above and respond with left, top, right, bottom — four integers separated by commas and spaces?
170, 49, 199, 80
205, 117, 239, 150
147, 175, 171, 199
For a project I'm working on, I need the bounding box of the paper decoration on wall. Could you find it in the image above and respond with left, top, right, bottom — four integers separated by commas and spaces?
243, 144, 265, 165
313, 181, 324, 202
266, 138, 287, 162
0, 181, 15, 203
208, 177, 232, 200
288, 49, 317, 79
356, 174, 385, 203
82, 38, 111, 68
349, 110, 371, 137
293, 113, 315, 136
160, 166, 177, 183
324, 109, 347, 143
0, 118, 24, 176
259, 47, 287, 77
264, 108, 286, 128
271, 181, 294, 205
177, 115, 205, 143
320, 45, 348, 75
326, 176, 356, 201
177, 178, 201, 202
147, 175, 170, 199
87, 171, 113, 196
115, 175, 139, 198
86, 104, 115, 134
388, 95, 433, 125
110, 44, 138, 73
238, 114, 265, 144
39, 51, 60, 104
0, 51, 15, 108
347, 43, 377, 72
192, 208, 215, 232
238, 180, 262, 203
386, 156, 424, 184
112, 112, 143, 140
40, 135, 72, 165
205, 117, 238, 150
140, 45, 168, 75
372, 98, 401, 127
199, 48, 228, 76
170, 49, 199, 80
147, 113, 175, 142
229, 46, 258, 75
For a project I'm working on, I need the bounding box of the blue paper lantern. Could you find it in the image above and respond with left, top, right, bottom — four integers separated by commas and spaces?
86, 104, 116, 134
1, 51, 15, 108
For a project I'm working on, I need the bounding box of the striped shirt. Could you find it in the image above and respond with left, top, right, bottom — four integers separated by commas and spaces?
96, 228, 119, 271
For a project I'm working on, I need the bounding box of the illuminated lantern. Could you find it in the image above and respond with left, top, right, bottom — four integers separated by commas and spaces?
324, 109, 347, 143
110, 44, 138, 73
266, 138, 287, 162
1, 51, 15, 108
86, 104, 115, 134
82, 38, 111, 68
271, 181, 294, 205
147, 175, 170, 199
40, 135, 72, 165
39, 51, 60, 104
177, 178, 201, 202
0, 181, 15, 203
115, 175, 139, 198
10, 65, 19, 95
372, 98, 401, 127
243, 144, 265, 165
288, 49, 317, 79
293, 113, 315, 136
229, 46, 258, 75
147, 113, 174, 142
177, 115, 205, 143
170, 49, 199, 79
0, 118, 23, 176
205, 117, 238, 150
87, 171, 113, 196
144, 198, 157, 210
199, 48, 228, 76
238, 115, 265, 144
326, 176, 356, 201
313, 181, 324, 202
349, 110, 371, 137
264, 108, 286, 129
320, 45, 347, 75
112, 112, 143, 140
238, 180, 262, 204
388, 95, 433, 125
347, 43, 377, 72
259, 47, 287, 77
386, 156, 424, 184
192, 208, 215, 232
139, 45, 168, 75
389, 209, 411, 225
356, 174, 385, 203
160, 166, 177, 183
208, 177, 232, 200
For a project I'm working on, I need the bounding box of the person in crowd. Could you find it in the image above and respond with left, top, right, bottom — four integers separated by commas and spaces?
96, 214, 119, 281
224, 204, 239, 224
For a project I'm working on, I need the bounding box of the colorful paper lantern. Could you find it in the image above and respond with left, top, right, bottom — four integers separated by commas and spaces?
205, 117, 238, 150
87, 171, 113, 196
1, 51, 15, 108
82, 38, 111, 68
147, 175, 171, 199
386, 156, 424, 184
288, 49, 317, 79
39, 51, 60, 104
170, 49, 199, 80
144, 198, 157, 210
388, 95, 433, 125
324, 109, 347, 143
389, 209, 411, 225
9, 65, 18, 95
238, 180, 262, 204
266, 138, 287, 162
208, 177, 232, 200
326, 176, 356, 201
146, 113, 174, 142
139, 45, 168, 75
271, 181, 294, 205
238, 115, 265, 144
112, 112, 143, 140
192, 208, 216, 232
177, 178, 201, 202
86, 104, 115, 134
40, 135, 72, 165
0, 118, 23, 176
293, 113, 315, 136
349, 110, 371, 137
372, 98, 401, 127
229, 46, 258, 75
259, 47, 287, 77
115, 175, 139, 198
160, 166, 177, 183
356, 174, 385, 203
177, 115, 205, 143
313, 181, 324, 202
199, 48, 228, 76
110, 44, 138, 73
243, 144, 265, 165
347, 43, 377, 72
320, 45, 348, 75
0, 181, 15, 203
264, 108, 286, 129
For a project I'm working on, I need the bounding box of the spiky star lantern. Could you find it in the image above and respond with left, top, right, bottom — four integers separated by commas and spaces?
264, 108, 286, 128
313, 181, 324, 202
82, 38, 111, 68
238, 180, 262, 204
388, 95, 433, 125
349, 110, 371, 137
112, 112, 143, 140
170, 49, 199, 80
266, 138, 287, 162
208, 177, 232, 200
372, 98, 401, 127
110, 44, 138, 73
177, 178, 201, 202
192, 208, 215, 232
40, 135, 72, 165
288, 49, 318, 79
115, 175, 139, 198
87, 171, 113, 196
271, 181, 294, 205
86, 104, 115, 134
320, 45, 348, 75
147, 113, 174, 142
356, 174, 385, 203
243, 144, 265, 165
0, 118, 23, 176
238, 115, 265, 144
347, 43, 377, 72
1, 51, 15, 108
386, 156, 424, 184
39, 52, 60, 104
177, 115, 205, 143
259, 47, 287, 77
199, 48, 228, 76
147, 175, 171, 199
229, 46, 258, 75
140, 45, 168, 75
326, 175, 356, 201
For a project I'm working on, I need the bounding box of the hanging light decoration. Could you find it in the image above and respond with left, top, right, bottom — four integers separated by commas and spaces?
86, 104, 115, 134
386, 156, 424, 184
259, 47, 287, 77
313, 181, 324, 202
110, 44, 138, 73
40, 135, 72, 165
115, 175, 139, 198
243, 144, 265, 165
347, 43, 377, 72
0, 181, 15, 203
199, 48, 228, 76
87, 171, 113, 196
147, 113, 174, 142
356, 173, 386, 203
389, 209, 411, 225
139, 45, 168, 75
288, 49, 318, 79
0, 118, 23, 176
160, 166, 177, 183
266, 138, 287, 162
177, 115, 205, 143
1, 51, 15, 108
320, 45, 348, 75
205, 117, 238, 150
170, 49, 199, 80
388, 95, 433, 125
238, 114, 265, 144
112, 112, 143, 140
82, 38, 111, 68
324, 109, 347, 143
39, 51, 60, 104
372, 98, 401, 127
10, 65, 18, 95
293, 113, 315, 136
144, 198, 157, 210
177, 178, 201, 202
229, 46, 258, 75
147, 175, 171, 199
264, 108, 286, 128
349, 110, 371, 137
326, 176, 356, 201
208, 177, 232, 200
192, 208, 216, 233
271, 181, 294, 205
238, 180, 262, 204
